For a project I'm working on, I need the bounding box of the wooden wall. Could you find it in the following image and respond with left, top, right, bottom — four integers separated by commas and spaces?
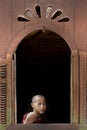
0, 0, 87, 57
0, 0, 87, 130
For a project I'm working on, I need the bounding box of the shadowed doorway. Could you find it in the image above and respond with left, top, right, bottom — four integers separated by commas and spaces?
16, 30, 71, 123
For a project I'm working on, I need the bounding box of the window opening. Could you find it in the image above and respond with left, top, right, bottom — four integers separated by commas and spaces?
16, 31, 71, 123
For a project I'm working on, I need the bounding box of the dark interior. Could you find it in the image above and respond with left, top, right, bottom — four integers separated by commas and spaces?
16, 30, 71, 123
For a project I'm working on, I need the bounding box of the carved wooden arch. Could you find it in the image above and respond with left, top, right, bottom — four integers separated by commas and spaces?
6, 21, 79, 125
7, 21, 77, 55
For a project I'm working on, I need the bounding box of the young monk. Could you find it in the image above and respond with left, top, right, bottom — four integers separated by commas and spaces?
22, 94, 48, 124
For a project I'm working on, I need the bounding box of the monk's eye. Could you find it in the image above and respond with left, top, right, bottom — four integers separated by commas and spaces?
37, 102, 42, 106
38, 102, 46, 106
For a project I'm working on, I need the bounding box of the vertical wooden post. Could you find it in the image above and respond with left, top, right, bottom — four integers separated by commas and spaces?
6, 54, 12, 126
11, 53, 17, 124
71, 50, 79, 125
79, 52, 87, 123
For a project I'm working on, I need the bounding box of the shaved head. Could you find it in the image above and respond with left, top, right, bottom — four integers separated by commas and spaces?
31, 95, 45, 103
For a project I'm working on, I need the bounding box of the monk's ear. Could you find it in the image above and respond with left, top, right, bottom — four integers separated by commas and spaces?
31, 102, 34, 108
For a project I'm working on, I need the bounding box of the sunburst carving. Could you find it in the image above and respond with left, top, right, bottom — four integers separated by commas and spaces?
17, 5, 70, 23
